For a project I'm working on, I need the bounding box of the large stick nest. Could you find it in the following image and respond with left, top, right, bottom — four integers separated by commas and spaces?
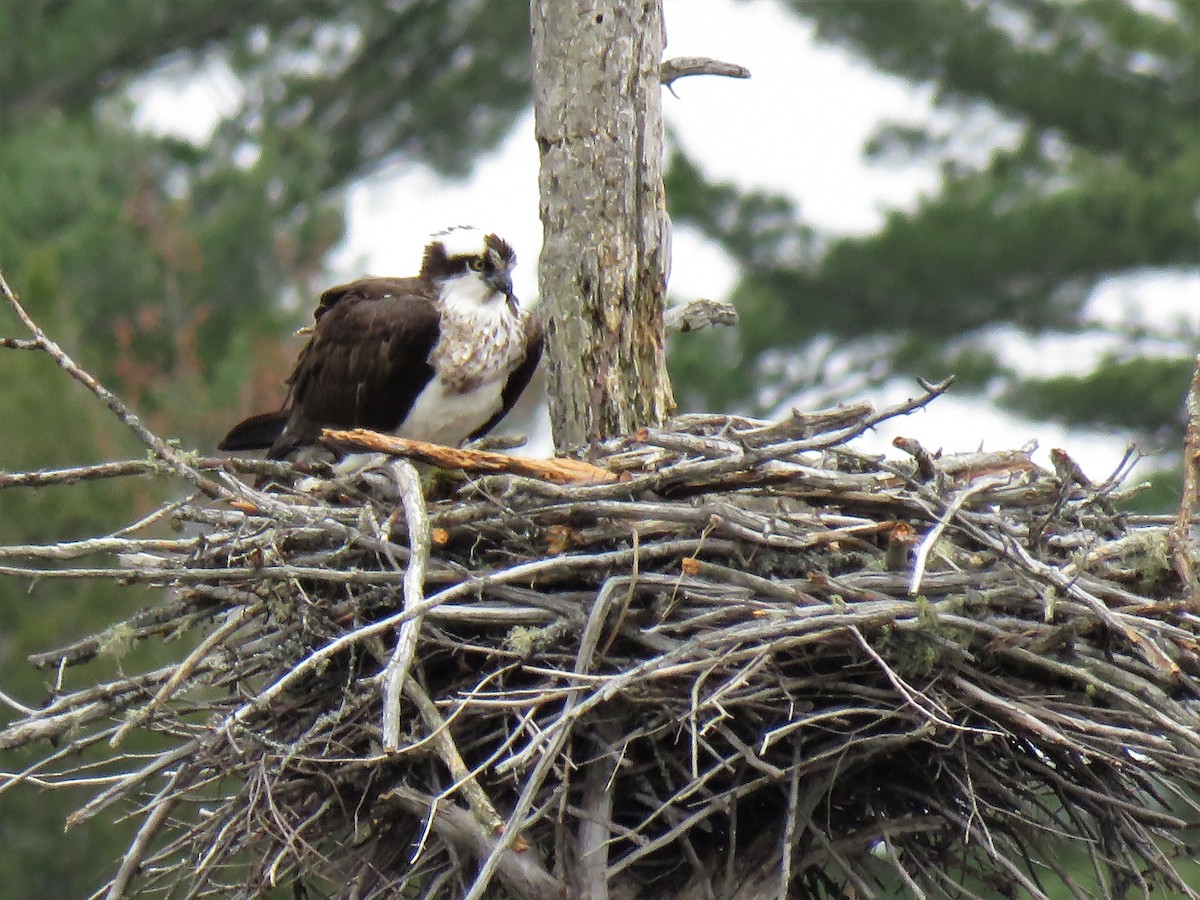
3, 387, 1200, 900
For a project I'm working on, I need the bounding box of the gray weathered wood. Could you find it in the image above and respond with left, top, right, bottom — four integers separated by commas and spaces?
532, 0, 674, 452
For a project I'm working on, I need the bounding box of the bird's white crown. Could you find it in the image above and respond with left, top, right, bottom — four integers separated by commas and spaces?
431, 225, 490, 260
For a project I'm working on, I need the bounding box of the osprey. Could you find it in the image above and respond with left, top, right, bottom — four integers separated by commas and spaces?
219, 227, 543, 465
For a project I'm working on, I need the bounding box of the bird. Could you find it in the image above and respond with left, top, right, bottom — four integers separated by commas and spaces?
218, 226, 543, 470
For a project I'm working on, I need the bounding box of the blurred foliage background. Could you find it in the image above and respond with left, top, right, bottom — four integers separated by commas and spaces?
668, 1, 1200, 482
0, 0, 1197, 894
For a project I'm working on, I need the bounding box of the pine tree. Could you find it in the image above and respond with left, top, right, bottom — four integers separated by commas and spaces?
667, 0, 1200, 503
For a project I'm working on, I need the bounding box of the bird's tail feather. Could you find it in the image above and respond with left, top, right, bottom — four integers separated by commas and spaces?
218, 411, 288, 452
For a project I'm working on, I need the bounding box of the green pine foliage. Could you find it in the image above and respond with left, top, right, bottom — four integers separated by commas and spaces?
669, 0, 1200, 470
1007, 355, 1195, 435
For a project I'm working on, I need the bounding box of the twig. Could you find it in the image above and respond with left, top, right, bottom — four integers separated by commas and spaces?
463, 566, 631, 900
660, 56, 751, 88
104, 765, 195, 900
404, 679, 503, 833
778, 745, 802, 897
909, 474, 1010, 595
384, 786, 562, 900
0, 687, 35, 716
578, 727, 620, 900
892, 436, 938, 482
0, 336, 39, 350
0, 456, 311, 490
665, 298, 740, 334
0, 268, 231, 500
381, 461, 431, 750
109, 607, 253, 747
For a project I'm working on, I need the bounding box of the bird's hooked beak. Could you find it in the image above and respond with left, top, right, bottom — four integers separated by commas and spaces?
485, 269, 518, 314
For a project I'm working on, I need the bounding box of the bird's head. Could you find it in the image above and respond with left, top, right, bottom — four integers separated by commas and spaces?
421, 226, 519, 314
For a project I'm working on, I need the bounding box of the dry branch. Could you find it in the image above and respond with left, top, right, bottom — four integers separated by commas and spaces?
2, 331, 1200, 897
380, 460, 431, 750
660, 56, 752, 88
665, 297, 740, 334
322, 429, 618, 485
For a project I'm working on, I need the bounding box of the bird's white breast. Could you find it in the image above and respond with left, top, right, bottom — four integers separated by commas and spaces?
397, 373, 506, 447
323, 367, 509, 483
389, 268, 528, 447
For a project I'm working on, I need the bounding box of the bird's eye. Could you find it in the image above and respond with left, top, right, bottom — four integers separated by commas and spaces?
469, 257, 486, 271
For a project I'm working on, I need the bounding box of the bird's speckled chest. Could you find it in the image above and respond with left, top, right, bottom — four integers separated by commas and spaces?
394, 304, 529, 447
430, 296, 528, 393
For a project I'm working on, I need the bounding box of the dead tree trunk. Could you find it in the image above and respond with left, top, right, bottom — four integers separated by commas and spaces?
531, 0, 674, 452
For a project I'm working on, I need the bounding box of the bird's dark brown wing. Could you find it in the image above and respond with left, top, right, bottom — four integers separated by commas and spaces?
467, 311, 544, 442
312, 276, 427, 323
269, 278, 441, 459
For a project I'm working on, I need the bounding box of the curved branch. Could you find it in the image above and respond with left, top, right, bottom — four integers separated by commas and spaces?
661, 56, 751, 87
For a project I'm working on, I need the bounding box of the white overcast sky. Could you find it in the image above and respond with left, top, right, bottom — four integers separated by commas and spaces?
132, 0, 1198, 478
